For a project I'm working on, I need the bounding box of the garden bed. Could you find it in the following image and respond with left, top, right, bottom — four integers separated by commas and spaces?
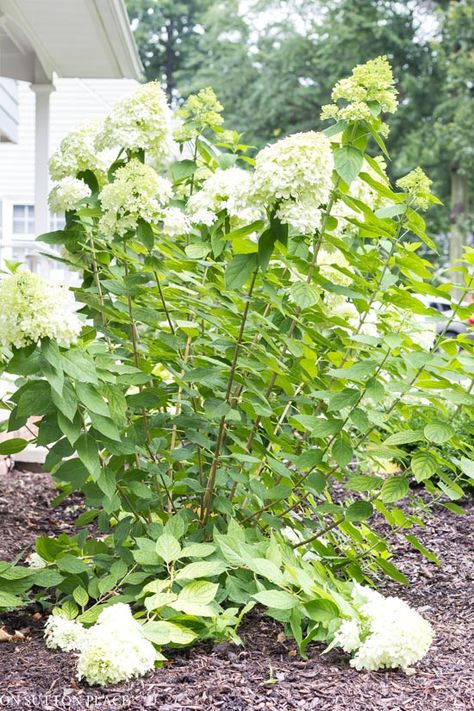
0, 467, 472, 710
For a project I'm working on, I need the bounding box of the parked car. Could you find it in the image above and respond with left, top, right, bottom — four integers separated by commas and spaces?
418, 295, 474, 339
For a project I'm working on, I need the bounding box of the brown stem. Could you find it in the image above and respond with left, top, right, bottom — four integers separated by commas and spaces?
201, 270, 258, 525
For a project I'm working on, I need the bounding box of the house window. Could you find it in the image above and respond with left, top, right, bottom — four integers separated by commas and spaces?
49, 213, 66, 231
13, 204, 35, 235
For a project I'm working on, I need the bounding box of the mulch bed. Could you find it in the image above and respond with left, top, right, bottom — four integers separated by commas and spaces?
0, 467, 472, 710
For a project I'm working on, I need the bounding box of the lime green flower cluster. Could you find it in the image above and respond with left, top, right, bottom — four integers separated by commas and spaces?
48, 177, 91, 214
49, 118, 107, 181
94, 83, 173, 160
98, 159, 172, 237
396, 167, 433, 211
0, 270, 81, 349
174, 87, 224, 142
321, 56, 398, 134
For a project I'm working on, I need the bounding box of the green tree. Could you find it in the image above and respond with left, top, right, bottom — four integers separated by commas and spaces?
126, 0, 212, 103
434, 1, 474, 281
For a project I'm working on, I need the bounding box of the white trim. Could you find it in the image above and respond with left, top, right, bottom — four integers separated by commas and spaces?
31, 82, 55, 237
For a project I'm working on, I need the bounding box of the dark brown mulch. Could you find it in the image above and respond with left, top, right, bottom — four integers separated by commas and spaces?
0, 468, 473, 711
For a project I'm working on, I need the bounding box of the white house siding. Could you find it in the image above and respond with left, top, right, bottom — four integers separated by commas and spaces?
0, 78, 137, 281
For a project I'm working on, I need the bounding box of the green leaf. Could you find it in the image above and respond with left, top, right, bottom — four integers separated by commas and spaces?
96, 469, 116, 500
51, 381, 77, 421
143, 620, 197, 646
57, 412, 82, 445
155, 533, 181, 564
76, 433, 102, 481
32, 569, 64, 587
61, 350, 97, 384
0, 591, 24, 608
182, 543, 216, 558
375, 558, 409, 585
185, 243, 211, 259
328, 388, 360, 411
169, 580, 218, 616
423, 423, 455, 445
54, 458, 89, 487
258, 229, 276, 271
332, 435, 353, 467
245, 558, 285, 586
73, 586, 89, 607
346, 500, 374, 521
405, 535, 440, 565
334, 146, 364, 185
0, 438, 28, 455
175, 560, 227, 581
289, 282, 319, 309
384, 430, 424, 445
132, 538, 161, 567
460, 457, 474, 480
178, 580, 218, 605
380, 476, 409, 503
76, 383, 109, 417
253, 589, 297, 610
137, 219, 154, 250
89, 413, 122, 442
225, 254, 258, 290
57, 555, 88, 575
411, 451, 437, 482
345, 475, 382, 492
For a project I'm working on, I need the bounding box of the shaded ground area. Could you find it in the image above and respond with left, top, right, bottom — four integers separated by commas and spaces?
0, 467, 473, 710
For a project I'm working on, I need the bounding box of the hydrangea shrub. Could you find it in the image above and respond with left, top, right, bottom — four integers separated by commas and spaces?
1, 57, 473, 681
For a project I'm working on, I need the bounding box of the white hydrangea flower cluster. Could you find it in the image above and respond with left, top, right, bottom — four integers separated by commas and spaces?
317, 247, 353, 286
95, 83, 174, 160
187, 167, 262, 228
44, 603, 158, 687
44, 614, 87, 652
334, 584, 434, 673
48, 177, 91, 215
49, 119, 108, 181
325, 295, 436, 349
99, 159, 172, 237
0, 271, 82, 349
253, 131, 334, 235
324, 295, 380, 338
162, 206, 192, 236
77, 603, 157, 686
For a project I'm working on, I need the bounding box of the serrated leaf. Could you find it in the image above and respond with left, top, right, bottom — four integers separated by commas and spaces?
143, 620, 197, 646
155, 533, 181, 564
0, 438, 28, 455
411, 451, 437, 482
384, 430, 424, 446
460, 457, 474, 479
73, 586, 89, 607
334, 145, 364, 185
423, 423, 455, 445
224, 254, 258, 290
181, 543, 216, 558
175, 560, 227, 581
405, 535, 440, 565
332, 435, 353, 467
76, 433, 101, 481
253, 589, 297, 610
185, 243, 211, 259
289, 282, 319, 309
380, 476, 409, 503
57, 555, 88, 575
346, 500, 374, 521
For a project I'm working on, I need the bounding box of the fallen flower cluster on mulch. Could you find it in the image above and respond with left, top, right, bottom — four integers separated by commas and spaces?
0, 466, 472, 711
